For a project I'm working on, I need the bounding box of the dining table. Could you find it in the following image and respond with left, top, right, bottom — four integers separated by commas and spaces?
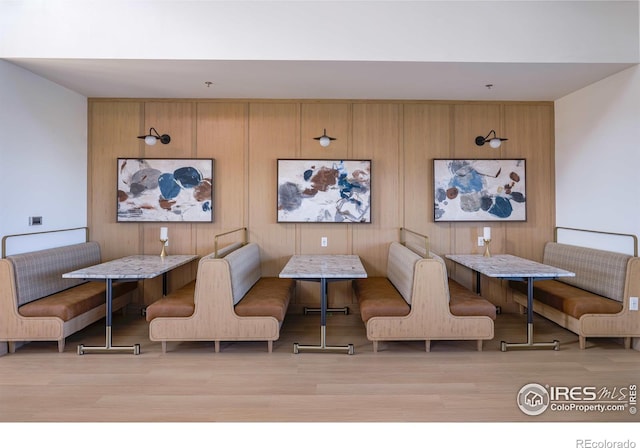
446, 253, 575, 351
63, 254, 198, 355
279, 254, 367, 354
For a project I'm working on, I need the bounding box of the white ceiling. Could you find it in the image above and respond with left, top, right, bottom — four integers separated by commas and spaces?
7, 58, 636, 101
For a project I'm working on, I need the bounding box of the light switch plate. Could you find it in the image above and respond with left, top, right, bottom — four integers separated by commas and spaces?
477, 237, 485, 247
630, 296, 639, 311
321, 237, 328, 247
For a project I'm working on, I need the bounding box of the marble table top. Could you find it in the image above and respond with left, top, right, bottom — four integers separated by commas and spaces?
446, 254, 575, 279
63, 254, 198, 279
279, 254, 367, 279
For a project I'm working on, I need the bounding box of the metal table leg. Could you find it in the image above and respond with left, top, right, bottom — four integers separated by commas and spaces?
501, 277, 559, 351
141, 272, 169, 317
77, 279, 141, 355
294, 278, 354, 355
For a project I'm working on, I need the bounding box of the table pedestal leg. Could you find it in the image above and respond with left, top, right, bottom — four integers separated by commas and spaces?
294, 278, 354, 355
501, 277, 560, 351
78, 327, 141, 355
294, 326, 354, 354
77, 279, 140, 355
501, 323, 559, 351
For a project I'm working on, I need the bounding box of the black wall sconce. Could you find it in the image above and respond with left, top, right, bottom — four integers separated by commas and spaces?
313, 129, 336, 147
138, 127, 171, 146
475, 130, 508, 148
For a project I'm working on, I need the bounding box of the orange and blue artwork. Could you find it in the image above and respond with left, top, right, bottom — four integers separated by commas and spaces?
117, 158, 213, 222
434, 159, 526, 222
277, 159, 371, 223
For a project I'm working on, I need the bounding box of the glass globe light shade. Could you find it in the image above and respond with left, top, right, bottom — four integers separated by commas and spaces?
145, 135, 158, 146
319, 136, 331, 147
489, 138, 502, 148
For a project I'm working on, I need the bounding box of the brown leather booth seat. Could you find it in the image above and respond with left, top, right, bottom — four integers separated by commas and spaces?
145, 277, 293, 323
145, 281, 196, 321
356, 277, 496, 323
509, 241, 640, 349
0, 242, 135, 354
146, 243, 294, 353
234, 277, 293, 323
448, 279, 498, 319
510, 279, 622, 320
353, 242, 495, 352
354, 277, 410, 323
19, 281, 135, 321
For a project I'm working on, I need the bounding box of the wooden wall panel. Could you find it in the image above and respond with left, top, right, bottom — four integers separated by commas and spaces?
299, 103, 351, 257
247, 103, 298, 276
403, 103, 452, 256
298, 103, 353, 309
451, 103, 504, 254
352, 103, 401, 277
142, 102, 196, 263
88, 101, 144, 306
503, 103, 555, 262
88, 98, 555, 314
88, 101, 143, 261
500, 103, 555, 311
140, 102, 197, 302
195, 102, 248, 255
447, 104, 504, 296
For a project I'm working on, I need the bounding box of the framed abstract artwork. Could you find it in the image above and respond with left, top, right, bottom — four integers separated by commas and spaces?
277, 159, 371, 223
116, 158, 214, 222
434, 158, 526, 222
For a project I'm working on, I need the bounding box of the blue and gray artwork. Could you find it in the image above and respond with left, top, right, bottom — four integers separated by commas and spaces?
434, 159, 526, 221
117, 158, 213, 222
278, 160, 371, 223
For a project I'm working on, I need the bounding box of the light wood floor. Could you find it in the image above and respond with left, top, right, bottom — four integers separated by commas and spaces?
1, 310, 639, 423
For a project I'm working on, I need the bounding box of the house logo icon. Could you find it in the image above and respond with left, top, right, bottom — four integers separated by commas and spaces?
517, 383, 550, 416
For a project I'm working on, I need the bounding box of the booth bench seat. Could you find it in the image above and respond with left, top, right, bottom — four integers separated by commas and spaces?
354, 242, 496, 352
510, 242, 640, 349
0, 242, 136, 354
146, 242, 294, 353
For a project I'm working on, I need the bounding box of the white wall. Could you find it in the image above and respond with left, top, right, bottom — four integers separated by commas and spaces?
0, 60, 88, 255
555, 65, 640, 255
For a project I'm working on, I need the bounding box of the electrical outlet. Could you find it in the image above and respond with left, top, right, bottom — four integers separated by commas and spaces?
477, 237, 485, 247
29, 216, 43, 226
630, 296, 639, 311
321, 237, 328, 247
